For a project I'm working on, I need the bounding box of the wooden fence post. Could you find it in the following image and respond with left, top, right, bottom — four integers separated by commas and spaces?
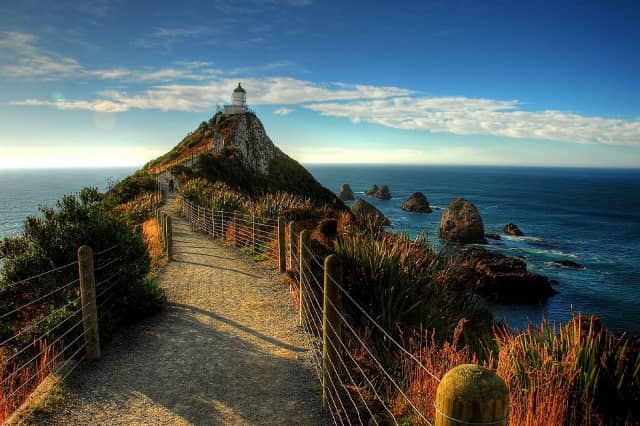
165, 215, 173, 261
77, 245, 100, 362
434, 364, 509, 426
221, 211, 226, 241
211, 209, 216, 238
252, 213, 256, 253
322, 254, 342, 408
278, 217, 286, 273
288, 221, 297, 271
233, 211, 239, 246
299, 229, 310, 327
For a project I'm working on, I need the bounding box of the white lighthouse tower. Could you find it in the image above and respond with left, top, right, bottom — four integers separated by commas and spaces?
223, 83, 248, 115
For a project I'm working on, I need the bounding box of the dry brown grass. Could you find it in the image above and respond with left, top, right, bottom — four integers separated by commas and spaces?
141, 219, 164, 268
0, 341, 57, 423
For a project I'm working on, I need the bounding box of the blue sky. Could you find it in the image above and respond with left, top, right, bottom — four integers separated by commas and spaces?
0, 0, 638, 168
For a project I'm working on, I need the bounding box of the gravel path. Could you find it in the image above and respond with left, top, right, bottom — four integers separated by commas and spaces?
33, 194, 324, 425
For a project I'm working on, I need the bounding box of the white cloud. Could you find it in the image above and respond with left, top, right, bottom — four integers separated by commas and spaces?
3, 32, 639, 147
305, 98, 640, 146
274, 107, 294, 115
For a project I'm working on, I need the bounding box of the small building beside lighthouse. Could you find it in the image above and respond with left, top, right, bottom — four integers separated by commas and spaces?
223, 83, 248, 115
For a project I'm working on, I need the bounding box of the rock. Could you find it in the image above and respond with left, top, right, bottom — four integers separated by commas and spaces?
552, 260, 584, 269
338, 184, 354, 201
504, 223, 524, 236
456, 247, 558, 304
350, 199, 390, 226
550, 279, 560, 285
438, 198, 486, 244
374, 185, 392, 200
317, 219, 338, 237
485, 233, 501, 240
401, 192, 432, 213
365, 185, 379, 196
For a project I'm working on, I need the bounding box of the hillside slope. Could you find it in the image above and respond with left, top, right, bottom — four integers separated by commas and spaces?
145, 112, 343, 208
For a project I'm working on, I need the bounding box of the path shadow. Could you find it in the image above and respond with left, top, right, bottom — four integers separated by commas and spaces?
172, 303, 306, 353
174, 260, 263, 279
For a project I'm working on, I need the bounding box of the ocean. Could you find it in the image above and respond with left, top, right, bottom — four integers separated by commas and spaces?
307, 165, 640, 334
0, 168, 136, 239
1, 166, 639, 334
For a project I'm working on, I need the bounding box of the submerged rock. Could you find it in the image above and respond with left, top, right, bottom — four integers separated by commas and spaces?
485, 233, 501, 240
339, 184, 354, 201
439, 198, 486, 244
350, 199, 390, 226
552, 260, 584, 269
456, 247, 558, 304
504, 223, 524, 236
365, 185, 379, 196
401, 192, 432, 213
374, 185, 392, 200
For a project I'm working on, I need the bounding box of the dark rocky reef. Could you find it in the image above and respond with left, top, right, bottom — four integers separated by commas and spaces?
350, 199, 390, 226
552, 259, 584, 269
455, 247, 558, 304
439, 198, 486, 244
401, 192, 432, 213
339, 184, 354, 201
485, 233, 501, 240
504, 223, 524, 236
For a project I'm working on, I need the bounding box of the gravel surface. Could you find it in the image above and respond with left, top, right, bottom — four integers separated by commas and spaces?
33, 194, 325, 425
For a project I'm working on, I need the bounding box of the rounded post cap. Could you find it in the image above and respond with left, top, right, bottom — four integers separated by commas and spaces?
438, 364, 508, 401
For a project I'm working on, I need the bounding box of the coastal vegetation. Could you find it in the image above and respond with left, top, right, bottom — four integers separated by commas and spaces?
0, 177, 165, 421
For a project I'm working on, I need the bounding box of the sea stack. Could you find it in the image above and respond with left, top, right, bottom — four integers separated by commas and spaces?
374, 185, 392, 200
439, 198, 486, 244
339, 184, 354, 201
365, 185, 379, 196
350, 199, 390, 226
401, 192, 432, 213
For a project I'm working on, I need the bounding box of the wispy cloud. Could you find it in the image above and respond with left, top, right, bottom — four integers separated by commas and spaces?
133, 26, 214, 50
4, 32, 639, 147
274, 107, 294, 115
305, 98, 640, 146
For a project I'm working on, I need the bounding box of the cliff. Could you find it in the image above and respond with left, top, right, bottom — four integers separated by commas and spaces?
145, 112, 344, 208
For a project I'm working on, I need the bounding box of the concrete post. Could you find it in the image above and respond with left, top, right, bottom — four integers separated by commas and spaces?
434, 364, 509, 426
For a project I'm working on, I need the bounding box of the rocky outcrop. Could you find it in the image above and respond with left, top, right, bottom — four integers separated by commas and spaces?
439, 198, 486, 244
456, 247, 557, 304
365, 185, 379, 196
552, 260, 584, 269
401, 192, 432, 213
350, 199, 390, 226
374, 185, 392, 200
225, 113, 282, 175
504, 223, 524, 236
339, 184, 354, 201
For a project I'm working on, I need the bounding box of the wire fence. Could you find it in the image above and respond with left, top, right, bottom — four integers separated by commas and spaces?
175, 197, 445, 425
178, 197, 278, 262
0, 245, 128, 423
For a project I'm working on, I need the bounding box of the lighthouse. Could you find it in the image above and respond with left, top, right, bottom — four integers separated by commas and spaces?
223, 83, 248, 115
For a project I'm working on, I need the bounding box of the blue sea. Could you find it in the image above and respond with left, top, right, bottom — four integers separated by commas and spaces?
0, 168, 135, 239
1, 166, 639, 334
307, 165, 640, 335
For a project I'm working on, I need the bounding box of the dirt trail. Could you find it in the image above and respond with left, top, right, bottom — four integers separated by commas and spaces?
33, 193, 324, 425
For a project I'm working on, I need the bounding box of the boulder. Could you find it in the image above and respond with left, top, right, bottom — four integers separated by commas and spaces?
318, 218, 338, 237
456, 247, 558, 304
485, 233, 501, 240
365, 185, 379, 196
438, 198, 486, 244
504, 223, 524, 236
339, 184, 354, 201
350, 199, 390, 226
401, 192, 432, 213
552, 260, 584, 269
374, 185, 392, 200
